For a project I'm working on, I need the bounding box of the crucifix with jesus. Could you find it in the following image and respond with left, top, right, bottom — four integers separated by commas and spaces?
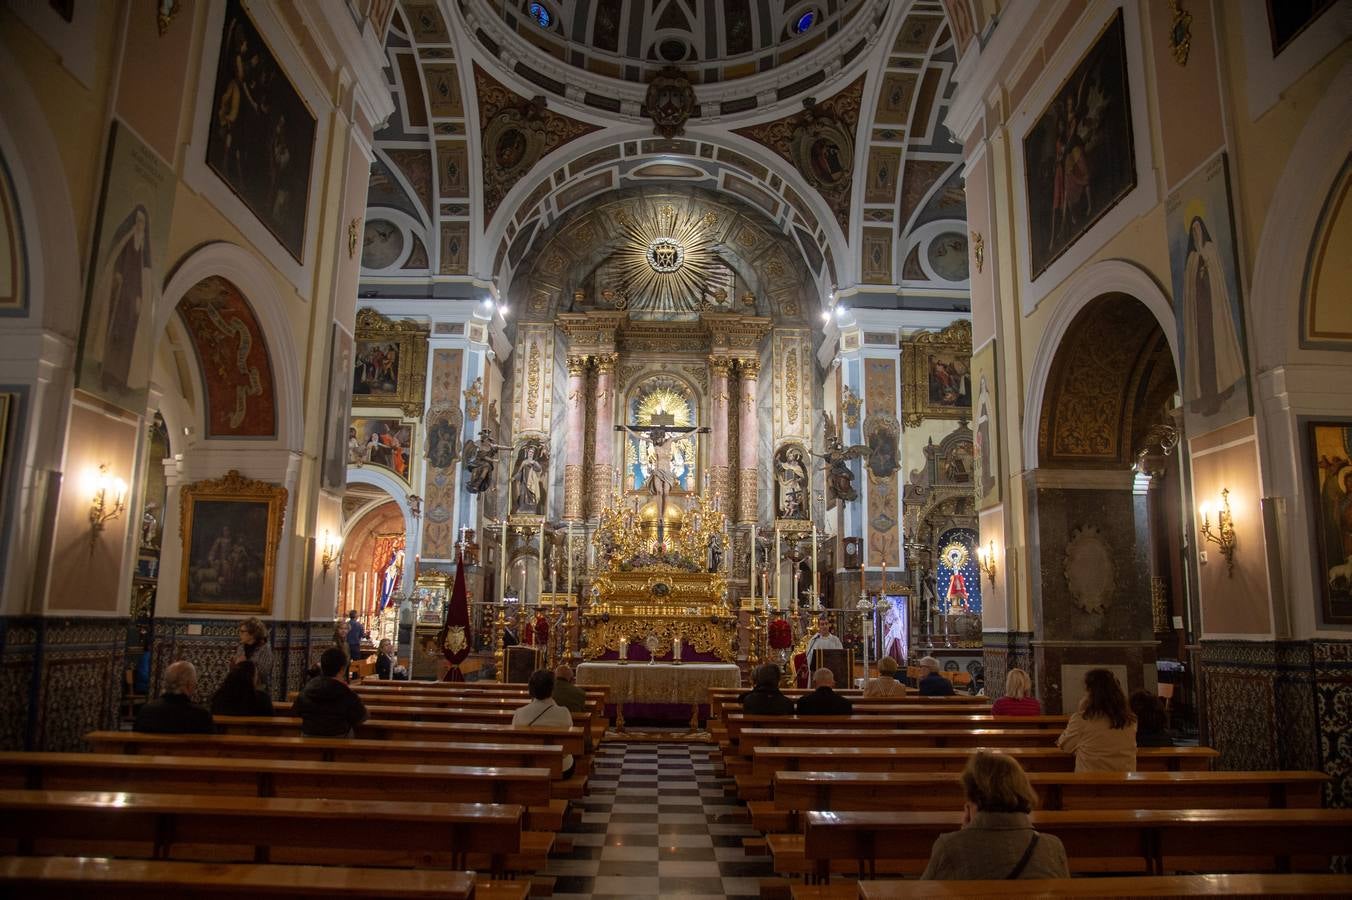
615, 415, 709, 547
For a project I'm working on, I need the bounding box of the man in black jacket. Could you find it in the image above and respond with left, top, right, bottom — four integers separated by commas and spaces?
738, 663, 795, 715
917, 655, 955, 696
134, 660, 215, 734
295, 647, 369, 736
795, 667, 854, 715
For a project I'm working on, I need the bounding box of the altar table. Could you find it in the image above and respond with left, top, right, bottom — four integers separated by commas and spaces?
577, 661, 741, 730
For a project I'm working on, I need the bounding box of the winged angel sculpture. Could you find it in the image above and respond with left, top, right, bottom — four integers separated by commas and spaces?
814, 412, 870, 509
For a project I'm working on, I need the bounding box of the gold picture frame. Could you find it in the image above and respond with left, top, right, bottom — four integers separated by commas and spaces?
179, 469, 287, 614
352, 308, 429, 418
902, 320, 973, 427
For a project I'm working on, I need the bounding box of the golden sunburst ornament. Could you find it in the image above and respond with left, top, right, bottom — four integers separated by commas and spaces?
612, 204, 720, 315
940, 541, 969, 571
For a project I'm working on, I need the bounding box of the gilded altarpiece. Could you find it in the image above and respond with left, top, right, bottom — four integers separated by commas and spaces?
421, 348, 463, 559
865, 357, 901, 566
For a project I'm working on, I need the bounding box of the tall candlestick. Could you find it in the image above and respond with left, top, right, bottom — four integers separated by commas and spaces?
499, 519, 507, 601
881, 560, 887, 598
749, 523, 757, 605
565, 523, 573, 601
537, 521, 545, 603
811, 525, 819, 606
774, 528, 782, 610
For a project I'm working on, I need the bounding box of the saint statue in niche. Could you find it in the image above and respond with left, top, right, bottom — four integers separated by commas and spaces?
511, 440, 548, 515
775, 445, 810, 519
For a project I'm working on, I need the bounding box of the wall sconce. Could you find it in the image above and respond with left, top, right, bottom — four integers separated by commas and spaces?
86, 464, 128, 551
320, 530, 342, 580
1199, 488, 1237, 576
976, 540, 998, 586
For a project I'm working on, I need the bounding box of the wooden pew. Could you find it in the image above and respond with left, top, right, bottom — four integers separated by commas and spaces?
740, 746, 1219, 801
357, 681, 610, 702
273, 701, 592, 728
708, 688, 986, 718
85, 732, 566, 778
0, 857, 507, 900
210, 716, 586, 756
841, 874, 1352, 898
0, 752, 565, 830
755, 769, 1327, 832
795, 808, 1352, 880
0, 789, 531, 875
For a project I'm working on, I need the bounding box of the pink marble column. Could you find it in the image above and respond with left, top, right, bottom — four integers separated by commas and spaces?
708, 356, 732, 511
563, 355, 588, 521
736, 359, 760, 522
589, 352, 618, 518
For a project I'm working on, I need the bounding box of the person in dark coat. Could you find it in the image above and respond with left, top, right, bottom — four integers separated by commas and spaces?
795, 667, 855, 715
294, 647, 368, 736
209, 659, 274, 717
918, 656, 956, 696
739, 663, 795, 715
134, 660, 215, 734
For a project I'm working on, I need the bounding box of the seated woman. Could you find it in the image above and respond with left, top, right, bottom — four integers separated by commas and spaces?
1130, 689, 1174, 747
863, 656, 907, 697
921, 750, 1069, 880
1057, 668, 1137, 772
991, 668, 1041, 716
209, 660, 274, 717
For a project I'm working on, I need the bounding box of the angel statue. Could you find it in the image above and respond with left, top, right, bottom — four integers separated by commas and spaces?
813, 412, 869, 508
462, 429, 511, 494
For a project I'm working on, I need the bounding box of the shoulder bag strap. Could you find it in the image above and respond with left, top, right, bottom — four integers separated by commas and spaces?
1006, 833, 1040, 879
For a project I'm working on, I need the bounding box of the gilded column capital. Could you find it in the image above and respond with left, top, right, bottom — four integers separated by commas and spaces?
567, 355, 590, 376
593, 353, 618, 374
737, 359, 761, 380
708, 356, 733, 377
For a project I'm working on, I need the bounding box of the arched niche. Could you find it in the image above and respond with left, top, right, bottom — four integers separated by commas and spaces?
339, 498, 406, 627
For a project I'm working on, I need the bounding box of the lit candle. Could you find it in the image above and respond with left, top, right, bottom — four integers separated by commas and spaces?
537, 521, 545, 602
811, 525, 819, 605
499, 519, 508, 602
620, 638, 628, 660
774, 528, 782, 610
673, 637, 681, 661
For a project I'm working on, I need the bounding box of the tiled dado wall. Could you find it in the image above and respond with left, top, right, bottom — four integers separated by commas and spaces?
1200, 639, 1352, 808
982, 631, 1034, 702
0, 616, 331, 751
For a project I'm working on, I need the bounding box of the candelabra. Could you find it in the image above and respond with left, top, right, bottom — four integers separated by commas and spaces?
1198, 488, 1237, 576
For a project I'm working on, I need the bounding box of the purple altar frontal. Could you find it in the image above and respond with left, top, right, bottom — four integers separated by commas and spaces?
576, 661, 742, 731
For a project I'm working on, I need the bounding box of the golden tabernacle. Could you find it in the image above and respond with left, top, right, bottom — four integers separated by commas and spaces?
582, 489, 735, 662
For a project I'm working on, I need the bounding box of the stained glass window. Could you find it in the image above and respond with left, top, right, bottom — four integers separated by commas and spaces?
793, 10, 816, 34
527, 2, 551, 28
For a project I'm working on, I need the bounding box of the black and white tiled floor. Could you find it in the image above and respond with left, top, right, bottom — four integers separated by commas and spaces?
543, 741, 771, 899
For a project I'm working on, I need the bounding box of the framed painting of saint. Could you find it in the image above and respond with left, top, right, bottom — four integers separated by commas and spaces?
902, 320, 973, 427
179, 470, 286, 613
351, 415, 415, 483
1021, 9, 1136, 280
1306, 421, 1352, 625
351, 308, 428, 416
321, 324, 353, 491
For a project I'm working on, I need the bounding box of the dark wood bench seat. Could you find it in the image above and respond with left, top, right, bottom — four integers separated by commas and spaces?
0, 856, 491, 900
787, 808, 1352, 880
211, 716, 589, 759
0, 789, 538, 876
786, 873, 1352, 899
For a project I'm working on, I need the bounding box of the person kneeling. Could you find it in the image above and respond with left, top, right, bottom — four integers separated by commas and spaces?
921, 750, 1069, 880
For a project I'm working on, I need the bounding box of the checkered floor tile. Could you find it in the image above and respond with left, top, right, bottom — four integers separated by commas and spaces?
544, 741, 771, 899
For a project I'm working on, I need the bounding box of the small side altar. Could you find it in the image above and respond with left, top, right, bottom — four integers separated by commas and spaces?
581, 488, 735, 663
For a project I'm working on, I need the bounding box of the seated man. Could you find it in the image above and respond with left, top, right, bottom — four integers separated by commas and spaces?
738, 663, 795, 715
134, 660, 215, 734
513, 670, 575, 777
551, 664, 586, 713
918, 655, 956, 696
295, 647, 369, 736
796, 667, 854, 715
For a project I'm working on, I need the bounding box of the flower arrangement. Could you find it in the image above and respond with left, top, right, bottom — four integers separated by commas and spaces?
768, 616, 794, 650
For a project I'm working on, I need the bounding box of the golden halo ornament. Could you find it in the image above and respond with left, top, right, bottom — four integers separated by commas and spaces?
646, 237, 685, 273
940, 541, 969, 571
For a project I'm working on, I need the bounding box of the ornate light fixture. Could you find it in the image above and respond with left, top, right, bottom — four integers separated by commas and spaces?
320, 531, 343, 580
1199, 489, 1237, 576
611, 203, 720, 315
976, 540, 998, 586
86, 464, 128, 551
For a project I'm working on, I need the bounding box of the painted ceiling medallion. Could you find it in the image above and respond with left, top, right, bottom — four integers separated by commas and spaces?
790, 98, 855, 191
645, 66, 697, 139
482, 95, 549, 183
611, 204, 720, 317
646, 237, 686, 274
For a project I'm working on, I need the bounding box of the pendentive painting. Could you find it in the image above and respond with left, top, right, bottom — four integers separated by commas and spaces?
206, 0, 317, 261
1166, 151, 1251, 433
176, 276, 278, 438
1022, 9, 1136, 280
1308, 422, 1352, 625
77, 120, 176, 414
180, 470, 286, 613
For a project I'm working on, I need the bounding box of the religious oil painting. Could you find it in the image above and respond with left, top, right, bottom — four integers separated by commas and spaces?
351, 308, 428, 416
1308, 422, 1352, 625
1266, 0, 1336, 55
76, 120, 175, 414
180, 470, 286, 613
902, 321, 973, 426
206, 0, 317, 261
1166, 151, 1251, 432
321, 324, 353, 492
353, 339, 401, 396
176, 276, 278, 438
971, 341, 1000, 508
1022, 9, 1136, 280
352, 416, 413, 482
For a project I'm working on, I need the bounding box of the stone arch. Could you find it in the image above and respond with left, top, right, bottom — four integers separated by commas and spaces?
159, 243, 304, 450
1023, 260, 1178, 468
345, 467, 419, 594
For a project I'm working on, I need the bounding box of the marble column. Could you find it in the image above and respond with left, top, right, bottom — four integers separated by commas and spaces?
708, 356, 732, 512
589, 352, 618, 517
736, 359, 760, 523
563, 355, 588, 521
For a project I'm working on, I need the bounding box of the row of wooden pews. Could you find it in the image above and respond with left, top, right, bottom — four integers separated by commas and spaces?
0, 678, 611, 898
702, 685, 1352, 898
